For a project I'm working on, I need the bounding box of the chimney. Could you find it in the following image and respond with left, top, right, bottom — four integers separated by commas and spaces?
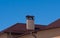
26, 15, 35, 31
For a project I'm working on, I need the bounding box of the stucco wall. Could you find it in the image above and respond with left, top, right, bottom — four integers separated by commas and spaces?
18, 34, 35, 38
19, 28, 60, 38
0, 33, 7, 38
37, 28, 60, 38
0, 33, 18, 38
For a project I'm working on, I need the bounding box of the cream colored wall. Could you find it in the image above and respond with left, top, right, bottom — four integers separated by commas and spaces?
18, 34, 35, 38
19, 28, 60, 38
0, 33, 8, 38
37, 28, 60, 38
0, 33, 17, 38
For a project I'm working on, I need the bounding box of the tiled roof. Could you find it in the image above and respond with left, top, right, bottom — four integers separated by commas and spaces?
2, 23, 46, 34
47, 19, 60, 29
0, 19, 60, 35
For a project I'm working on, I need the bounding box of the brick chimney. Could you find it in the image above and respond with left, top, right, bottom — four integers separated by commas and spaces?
26, 15, 35, 31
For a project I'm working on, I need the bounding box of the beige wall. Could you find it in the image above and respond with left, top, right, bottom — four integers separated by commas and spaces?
37, 28, 60, 38
19, 28, 60, 38
0, 33, 7, 38
18, 34, 35, 38
0, 33, 18, 38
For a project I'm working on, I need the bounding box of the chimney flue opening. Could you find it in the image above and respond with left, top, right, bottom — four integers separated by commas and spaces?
26, 15, 34, 20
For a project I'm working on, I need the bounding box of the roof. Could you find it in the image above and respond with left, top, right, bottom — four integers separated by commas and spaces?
1, 23, 46, 34
47, 19, 60, 29
0, 19, 60, 35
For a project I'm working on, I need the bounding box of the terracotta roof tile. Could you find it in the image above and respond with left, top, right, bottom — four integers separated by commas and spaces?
0, 19, 60, 35
2, 23, 46, 34
47, 19, 60, 28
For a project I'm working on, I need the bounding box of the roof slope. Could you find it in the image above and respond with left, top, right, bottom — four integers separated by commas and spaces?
47, 19, 60, 28
0, 19, 60, 35
1, 23, 46, 34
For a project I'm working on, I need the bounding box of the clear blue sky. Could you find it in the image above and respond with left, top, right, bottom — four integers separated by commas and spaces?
0, 0, 60, 31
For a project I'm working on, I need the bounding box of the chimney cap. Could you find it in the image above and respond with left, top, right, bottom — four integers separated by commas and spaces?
26, 15, 34, 17
26, 15, 34, 20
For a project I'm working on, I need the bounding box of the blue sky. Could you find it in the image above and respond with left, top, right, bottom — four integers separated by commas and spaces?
0, 0, 60, 31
